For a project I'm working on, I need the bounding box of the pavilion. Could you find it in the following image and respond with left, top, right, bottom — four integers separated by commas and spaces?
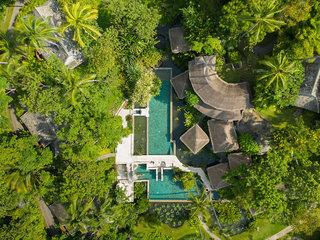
180, 124, 210, 154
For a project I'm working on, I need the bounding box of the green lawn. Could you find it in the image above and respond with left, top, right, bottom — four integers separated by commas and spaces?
230, 218, 285, 240
133, 116, 147, 155
134, 219, 213, 239
257, 105, 317, 129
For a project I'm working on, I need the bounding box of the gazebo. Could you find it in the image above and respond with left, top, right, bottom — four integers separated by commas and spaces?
180, 124, 210, 154
207, 119, 239, 153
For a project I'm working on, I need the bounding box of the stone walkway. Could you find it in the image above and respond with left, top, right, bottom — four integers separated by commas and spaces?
267, 226, 294, 240
198, 213, 221, 240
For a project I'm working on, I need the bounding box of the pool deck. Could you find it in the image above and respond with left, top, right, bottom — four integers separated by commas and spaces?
115, 133, 213, 201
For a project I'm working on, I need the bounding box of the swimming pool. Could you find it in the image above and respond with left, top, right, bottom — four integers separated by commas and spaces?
148, 69, 173, 155
135, 164, 197, 201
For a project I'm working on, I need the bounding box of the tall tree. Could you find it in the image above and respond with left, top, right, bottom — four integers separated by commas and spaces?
239, 0, 285, 45
254, 52, 304, 108
0, 31, 24, 61
59, 69, 98, 106
62, 2, 101, 47
0, 135, 53, 195
17, 15, 58, 51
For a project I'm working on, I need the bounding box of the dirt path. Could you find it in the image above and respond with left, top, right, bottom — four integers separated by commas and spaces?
267, 226, 294, 240
198, 213, 221, 240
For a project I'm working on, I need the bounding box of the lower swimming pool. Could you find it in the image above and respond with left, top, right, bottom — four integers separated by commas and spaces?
148, 68, 173, 155
135, 164, 197, 201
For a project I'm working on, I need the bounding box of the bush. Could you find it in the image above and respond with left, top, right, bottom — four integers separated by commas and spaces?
213, 202, 242, 225
185, 91, 199, 107
149, 203, 191, 228
173, 168, 196, 190
238, 133, 260, 155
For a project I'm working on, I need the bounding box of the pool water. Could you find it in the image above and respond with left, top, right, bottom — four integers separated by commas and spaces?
148, 69, 173, 155
135, 164, 197, 200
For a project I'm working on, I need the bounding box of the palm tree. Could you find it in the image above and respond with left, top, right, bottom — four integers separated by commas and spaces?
17, 15, 58, 51
5, 170, 40, 193
0, 31, 25, 61
67, 196, 96, 235
258, 52, 300, 91
0, 57, 26, 83
240, 0, 285, 44
189, 190, 211, 218
61, 3, 101, 47
60, 70, 98, 106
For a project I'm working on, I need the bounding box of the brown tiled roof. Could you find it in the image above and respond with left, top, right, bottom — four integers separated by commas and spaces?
180, 124, 210, 154
169, 27, 191, 53
228, 153, 252, 170
171, 71, 191, 99
194, 100, 242, 121
189, 55, 251, 111
207, 119, 239, 153
207, 163, 229, 189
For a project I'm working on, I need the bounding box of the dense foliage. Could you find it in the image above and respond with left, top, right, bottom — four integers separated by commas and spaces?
1, 0, 320, 238
238, 133, 260, 155
225, 118, 320, 221
173, 168, 196, 190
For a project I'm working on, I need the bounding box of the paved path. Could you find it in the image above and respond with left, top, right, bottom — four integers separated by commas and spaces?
267, 226, 294, 240
38, 199, 55, 228
97, 153, 116, 160
198, 213, 221, 240
8, 107, 23, 131
8, 0, 26, 29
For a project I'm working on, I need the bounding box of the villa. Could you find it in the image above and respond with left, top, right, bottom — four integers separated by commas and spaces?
34, 0, 83, 69
116, 68, 212, 202
116, 30, 253, 201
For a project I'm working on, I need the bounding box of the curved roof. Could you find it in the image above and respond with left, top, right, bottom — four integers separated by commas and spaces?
188, 56, 251, 111
195, 100, 242, 121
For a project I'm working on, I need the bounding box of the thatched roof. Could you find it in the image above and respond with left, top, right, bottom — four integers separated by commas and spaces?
20, 112, 56, 146
34, 0, 83, 69
207, 119, 239, 153
295, 57, 320, 113
180, 124, 210, 154
189, 55, 251, 111
49, 203, 70, 224
207, 163, 229, 189
228, 153, 252, 170
171, 71, 191, 99
169, 27, 191, 53
194, 100, 242, 121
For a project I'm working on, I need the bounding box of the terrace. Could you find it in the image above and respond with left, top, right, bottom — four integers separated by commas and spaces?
116, 68, 211, 202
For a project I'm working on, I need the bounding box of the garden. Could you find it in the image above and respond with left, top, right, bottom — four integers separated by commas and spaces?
133, 116, 147, 155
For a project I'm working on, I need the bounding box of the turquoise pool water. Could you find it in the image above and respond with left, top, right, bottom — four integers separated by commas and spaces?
148, 69, 172, 155
135, 164, 197, 200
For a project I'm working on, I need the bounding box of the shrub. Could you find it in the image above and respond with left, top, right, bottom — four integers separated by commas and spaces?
185, 91, 199, 107
173, 168, 195, 190
213, 201, 242, 225
238, 133, 260, 155
149, 203, 191, 228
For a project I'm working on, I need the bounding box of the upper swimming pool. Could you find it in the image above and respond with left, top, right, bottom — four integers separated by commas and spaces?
148, 68, 173, 155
